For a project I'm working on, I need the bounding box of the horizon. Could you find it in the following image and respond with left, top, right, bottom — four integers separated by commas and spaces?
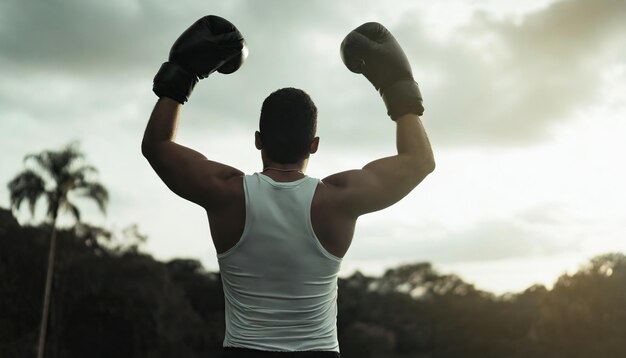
0, 202, 619, 297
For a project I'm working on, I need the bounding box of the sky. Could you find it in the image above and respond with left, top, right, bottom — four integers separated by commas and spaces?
1, 0, 625, 294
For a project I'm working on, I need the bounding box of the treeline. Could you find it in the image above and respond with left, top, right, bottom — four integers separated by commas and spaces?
1, 207, 625, 358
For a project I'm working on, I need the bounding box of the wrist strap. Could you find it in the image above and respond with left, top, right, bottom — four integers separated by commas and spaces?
380, 80, 424, 120
153, 62, 199, 104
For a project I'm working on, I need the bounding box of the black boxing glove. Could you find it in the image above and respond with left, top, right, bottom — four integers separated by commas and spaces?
340, 22, 424, 120
153, 15, 248, 104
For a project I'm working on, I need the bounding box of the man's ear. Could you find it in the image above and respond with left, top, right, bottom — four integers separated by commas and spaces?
255, 131, 263, 150
310, 137, 320, 154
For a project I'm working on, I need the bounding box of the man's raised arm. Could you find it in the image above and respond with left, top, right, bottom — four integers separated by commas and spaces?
324, 22, 435, 217
142, 98, 243, 210
141, 15, 248, 211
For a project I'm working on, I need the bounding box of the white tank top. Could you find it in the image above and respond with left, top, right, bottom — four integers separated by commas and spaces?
217, 173, 342, 352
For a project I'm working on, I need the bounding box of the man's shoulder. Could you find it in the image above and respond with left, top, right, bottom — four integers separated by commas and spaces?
314, 175, 355, 211
202, 172, 245, 212
220, 173, 246, 196
318, 170, 367, 200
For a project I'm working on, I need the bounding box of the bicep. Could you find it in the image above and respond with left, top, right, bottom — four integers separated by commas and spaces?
324, 154, 428, 217
143, 141, 243, 209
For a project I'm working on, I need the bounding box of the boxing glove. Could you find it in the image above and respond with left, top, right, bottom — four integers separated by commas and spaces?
153, 15, 248, 104
340, 22, 424, 119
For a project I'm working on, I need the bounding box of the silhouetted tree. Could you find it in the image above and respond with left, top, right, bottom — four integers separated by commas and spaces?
531, 253, 626, 357
7, 142, 108, 358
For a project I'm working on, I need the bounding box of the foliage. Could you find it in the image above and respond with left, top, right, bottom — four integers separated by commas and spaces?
1, 208, 625, 357
8, 141, 108, 223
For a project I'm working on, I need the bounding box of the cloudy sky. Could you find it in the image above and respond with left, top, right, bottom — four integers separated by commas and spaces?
1, 0, 625, 294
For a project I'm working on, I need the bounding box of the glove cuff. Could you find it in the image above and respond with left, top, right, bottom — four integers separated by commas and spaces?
379, 80, 424, 120
153, 62, 199, 104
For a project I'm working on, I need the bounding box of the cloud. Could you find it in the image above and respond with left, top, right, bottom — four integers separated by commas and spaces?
401, 0, 626, 146
0, 0, 370, 139
348, 203, 581, 264
2, 0, 624, 212
1, 0, 624, 150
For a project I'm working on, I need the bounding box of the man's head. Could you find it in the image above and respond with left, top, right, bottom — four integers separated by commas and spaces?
256, 88, 318, 164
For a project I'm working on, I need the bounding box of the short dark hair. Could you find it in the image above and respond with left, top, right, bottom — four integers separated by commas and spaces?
259, 88, 317, 164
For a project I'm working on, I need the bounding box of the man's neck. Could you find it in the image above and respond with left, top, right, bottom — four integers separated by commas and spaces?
261, 160, 308, 182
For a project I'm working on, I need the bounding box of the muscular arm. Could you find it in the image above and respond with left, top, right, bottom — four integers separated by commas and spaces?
324, 113, 434, 217
141, 97, 243, 211
329, 21, 436, 218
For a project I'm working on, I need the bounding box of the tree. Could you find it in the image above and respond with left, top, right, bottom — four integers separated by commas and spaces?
7, 142, 108, 358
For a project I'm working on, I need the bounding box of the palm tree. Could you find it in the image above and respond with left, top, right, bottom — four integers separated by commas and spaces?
7, 141, 108, 358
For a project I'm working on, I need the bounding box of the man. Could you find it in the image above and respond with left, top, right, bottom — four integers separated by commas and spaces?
142, 15, 434, 358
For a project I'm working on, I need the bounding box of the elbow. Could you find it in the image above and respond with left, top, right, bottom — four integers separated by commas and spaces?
417, 158, 435, 180
423, 154, 436, 175
408, 154, 435, 184
141, 139, 150, 159
141, 138, 156, 161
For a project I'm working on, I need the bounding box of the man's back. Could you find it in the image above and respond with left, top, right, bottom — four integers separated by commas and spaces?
217, 173, 341, 352
208, 171, 360, 259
